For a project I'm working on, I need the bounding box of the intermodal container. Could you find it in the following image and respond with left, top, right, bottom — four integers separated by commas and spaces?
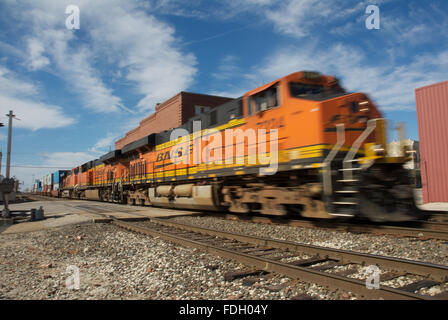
415, 80, 448, 203
52, 170, 70, 190
53, 171, 60, 184
43, 173, 53, 192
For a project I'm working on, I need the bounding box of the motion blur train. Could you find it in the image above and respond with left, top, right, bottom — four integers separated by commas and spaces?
34, 71, 423, 222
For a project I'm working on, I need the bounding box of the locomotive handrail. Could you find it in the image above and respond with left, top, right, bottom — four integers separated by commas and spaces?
323, 124, 345, 196
343, 119, 378, 181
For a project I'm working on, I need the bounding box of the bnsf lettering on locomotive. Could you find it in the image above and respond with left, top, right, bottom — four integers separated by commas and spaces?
171, 147, 184, 159
156, 151, 171, 162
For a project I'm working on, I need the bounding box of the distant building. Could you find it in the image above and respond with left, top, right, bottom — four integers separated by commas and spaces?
115, 92, 233, 150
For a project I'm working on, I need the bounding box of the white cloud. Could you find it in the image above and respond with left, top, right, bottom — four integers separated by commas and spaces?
264, 0, 332, 37
206, 41, 448, 112
85, 2, 197, 111
212, 55, 240, 81
62, 47, 125, 113
41, 152, 94, 168
12, 0, 197, 114
217, 0, 370, 37
0, 67, 38, 97
0, 40, 26, 62
26, 38, 50, 71
149, 0, 210, 19
0, 96, 75, 131
0, 66, 75, 130
11, 152, 95, 190
22, 12, 125, 113
89, 133, 119, 154
254, 43, 448, 111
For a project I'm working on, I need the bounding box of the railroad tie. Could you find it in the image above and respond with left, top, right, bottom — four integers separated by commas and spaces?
291, 294, 315, 300
379, 271, 407, 282
309, 261, 339, 271
289, 256, 329, 267
224, 270, 265, 282
398, 280, 440, 293
332, 267, 358, 277
238, 247, 273, 254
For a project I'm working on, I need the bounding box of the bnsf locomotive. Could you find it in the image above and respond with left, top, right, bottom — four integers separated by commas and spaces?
47, 71, 421, 222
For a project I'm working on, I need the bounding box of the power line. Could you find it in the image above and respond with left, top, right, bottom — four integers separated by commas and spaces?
7, 165, 73, 169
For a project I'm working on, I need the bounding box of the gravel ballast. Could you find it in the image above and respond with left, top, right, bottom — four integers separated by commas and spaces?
0, 222, 356, 300
170, 216, 448, 265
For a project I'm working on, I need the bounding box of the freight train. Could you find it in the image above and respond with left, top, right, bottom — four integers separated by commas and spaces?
34, 71, 423, 222
33, 170, 70, 197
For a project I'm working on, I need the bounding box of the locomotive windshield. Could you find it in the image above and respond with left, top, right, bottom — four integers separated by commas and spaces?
289, 82, 346, 101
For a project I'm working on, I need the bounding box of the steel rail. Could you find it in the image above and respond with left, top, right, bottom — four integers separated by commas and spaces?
151, 218, 448, 282
29, 200, 442, 300
209, 213, 448, 241
26, 194, 448, 239
113, 219, 433, 300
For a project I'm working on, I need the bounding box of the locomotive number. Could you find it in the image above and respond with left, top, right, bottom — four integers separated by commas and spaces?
256, 117, 285, 129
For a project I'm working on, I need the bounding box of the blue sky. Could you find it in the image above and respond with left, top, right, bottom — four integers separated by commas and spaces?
0, 0, 447, 189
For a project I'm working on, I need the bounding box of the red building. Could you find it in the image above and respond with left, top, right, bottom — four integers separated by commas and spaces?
115, 92, 232, 150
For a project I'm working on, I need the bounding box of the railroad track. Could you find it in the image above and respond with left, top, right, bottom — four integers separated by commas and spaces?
22, 195, 448, 299
429, 213, 448, 223
24, 194, 65, 202
26, 194, 448, 241
72, 206, 447, 300
206, 213, 448, 241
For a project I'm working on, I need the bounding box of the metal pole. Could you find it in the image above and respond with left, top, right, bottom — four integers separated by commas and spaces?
0, 151, 2, 176
2, 111, 15, 218
6, 110, 15, 179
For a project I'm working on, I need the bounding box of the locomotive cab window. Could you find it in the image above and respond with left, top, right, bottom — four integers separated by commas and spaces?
209, 110, 217, 126
289, 82, 346, 101
248, 85, 279, 115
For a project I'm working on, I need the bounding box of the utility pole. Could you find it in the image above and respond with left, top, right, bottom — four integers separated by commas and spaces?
1, 111, 16, 218
6, 111, 15, 179
0, 122, 3, 177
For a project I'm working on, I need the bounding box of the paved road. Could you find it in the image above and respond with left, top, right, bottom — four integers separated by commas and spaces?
1, 199, 201, 234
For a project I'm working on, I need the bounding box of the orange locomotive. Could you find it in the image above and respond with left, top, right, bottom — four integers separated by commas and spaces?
61, 71, 422, 222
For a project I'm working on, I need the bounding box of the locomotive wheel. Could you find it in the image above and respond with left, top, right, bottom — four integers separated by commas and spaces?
358, 189, 421, 222
358, 165, 424, 222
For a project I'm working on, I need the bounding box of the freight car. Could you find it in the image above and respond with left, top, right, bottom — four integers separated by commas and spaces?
42, 173, 53, 196
59, 71, 422, 222
51, 170, 71, 197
